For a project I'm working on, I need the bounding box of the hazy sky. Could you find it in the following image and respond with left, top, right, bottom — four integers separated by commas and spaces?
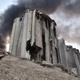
50, 11, 80, 50
0, 0, 16, 13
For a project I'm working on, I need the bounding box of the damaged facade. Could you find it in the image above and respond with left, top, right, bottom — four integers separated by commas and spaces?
9, 9, 80, 76
58, 39, 80, 75
9, 9, 59, 64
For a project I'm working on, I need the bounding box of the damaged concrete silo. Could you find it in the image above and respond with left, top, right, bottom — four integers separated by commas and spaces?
73, 48, 80, 75
58, 38, 67, 68
66, 46, 77, 71
9, 9, 59, 64
58, 38, 80, 76
9, 9, 80, 76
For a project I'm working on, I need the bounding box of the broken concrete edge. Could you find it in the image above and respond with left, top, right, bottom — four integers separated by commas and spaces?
0, 51, 17, 60
35, 60, 79, 77
40, 61, 67, 71
14, 9, 57, 28
0, 51, 11, 59
34, 60, 77, 76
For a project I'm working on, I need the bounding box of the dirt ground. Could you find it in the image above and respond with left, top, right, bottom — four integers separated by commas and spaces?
0, 55, 79, 80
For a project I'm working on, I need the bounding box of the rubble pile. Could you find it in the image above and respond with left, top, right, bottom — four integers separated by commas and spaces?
0, 55, 79, 80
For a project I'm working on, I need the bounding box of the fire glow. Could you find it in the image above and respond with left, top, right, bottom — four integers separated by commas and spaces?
6, 36, 10, 52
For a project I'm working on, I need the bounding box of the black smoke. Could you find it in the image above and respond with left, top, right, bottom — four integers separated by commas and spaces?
0, 4, 26, 50
18, 0, 61, 14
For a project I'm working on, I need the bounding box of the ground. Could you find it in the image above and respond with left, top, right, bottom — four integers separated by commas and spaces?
0, 55, 79, 80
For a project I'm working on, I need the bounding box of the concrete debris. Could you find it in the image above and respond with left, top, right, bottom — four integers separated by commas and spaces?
41, 61, 53, 68
0, 55, 79, 80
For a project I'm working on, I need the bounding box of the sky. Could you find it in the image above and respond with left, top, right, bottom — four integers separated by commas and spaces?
0, 0, 80, 50
0, 0, 16, 13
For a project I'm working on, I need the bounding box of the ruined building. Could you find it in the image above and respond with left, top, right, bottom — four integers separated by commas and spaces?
9, 9, 59, 64
9, 9, 80, 76
58, 39, 80, 75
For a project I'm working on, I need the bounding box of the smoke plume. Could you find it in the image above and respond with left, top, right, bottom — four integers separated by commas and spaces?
0, 4, 27, 50
0, 0, 80, 50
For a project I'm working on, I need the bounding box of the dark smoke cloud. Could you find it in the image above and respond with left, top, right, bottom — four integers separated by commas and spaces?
0, 5, 26, 35
0, 0, 80, 50
18, 0, 61, 14
17, 0, 80, 15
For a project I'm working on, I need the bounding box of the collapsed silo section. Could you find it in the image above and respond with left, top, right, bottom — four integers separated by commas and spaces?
66, 46, 77, 74
73, 48, 80, 75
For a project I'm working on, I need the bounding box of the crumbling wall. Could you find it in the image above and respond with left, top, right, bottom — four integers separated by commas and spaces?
58, 38, 67, 68
9, 9, 58, 64
73, 48, 80, 75
58, 38, 80, 75
66, 46, 77, 71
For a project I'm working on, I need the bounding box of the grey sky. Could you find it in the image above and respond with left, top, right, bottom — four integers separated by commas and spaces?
0, 0, 16, 13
